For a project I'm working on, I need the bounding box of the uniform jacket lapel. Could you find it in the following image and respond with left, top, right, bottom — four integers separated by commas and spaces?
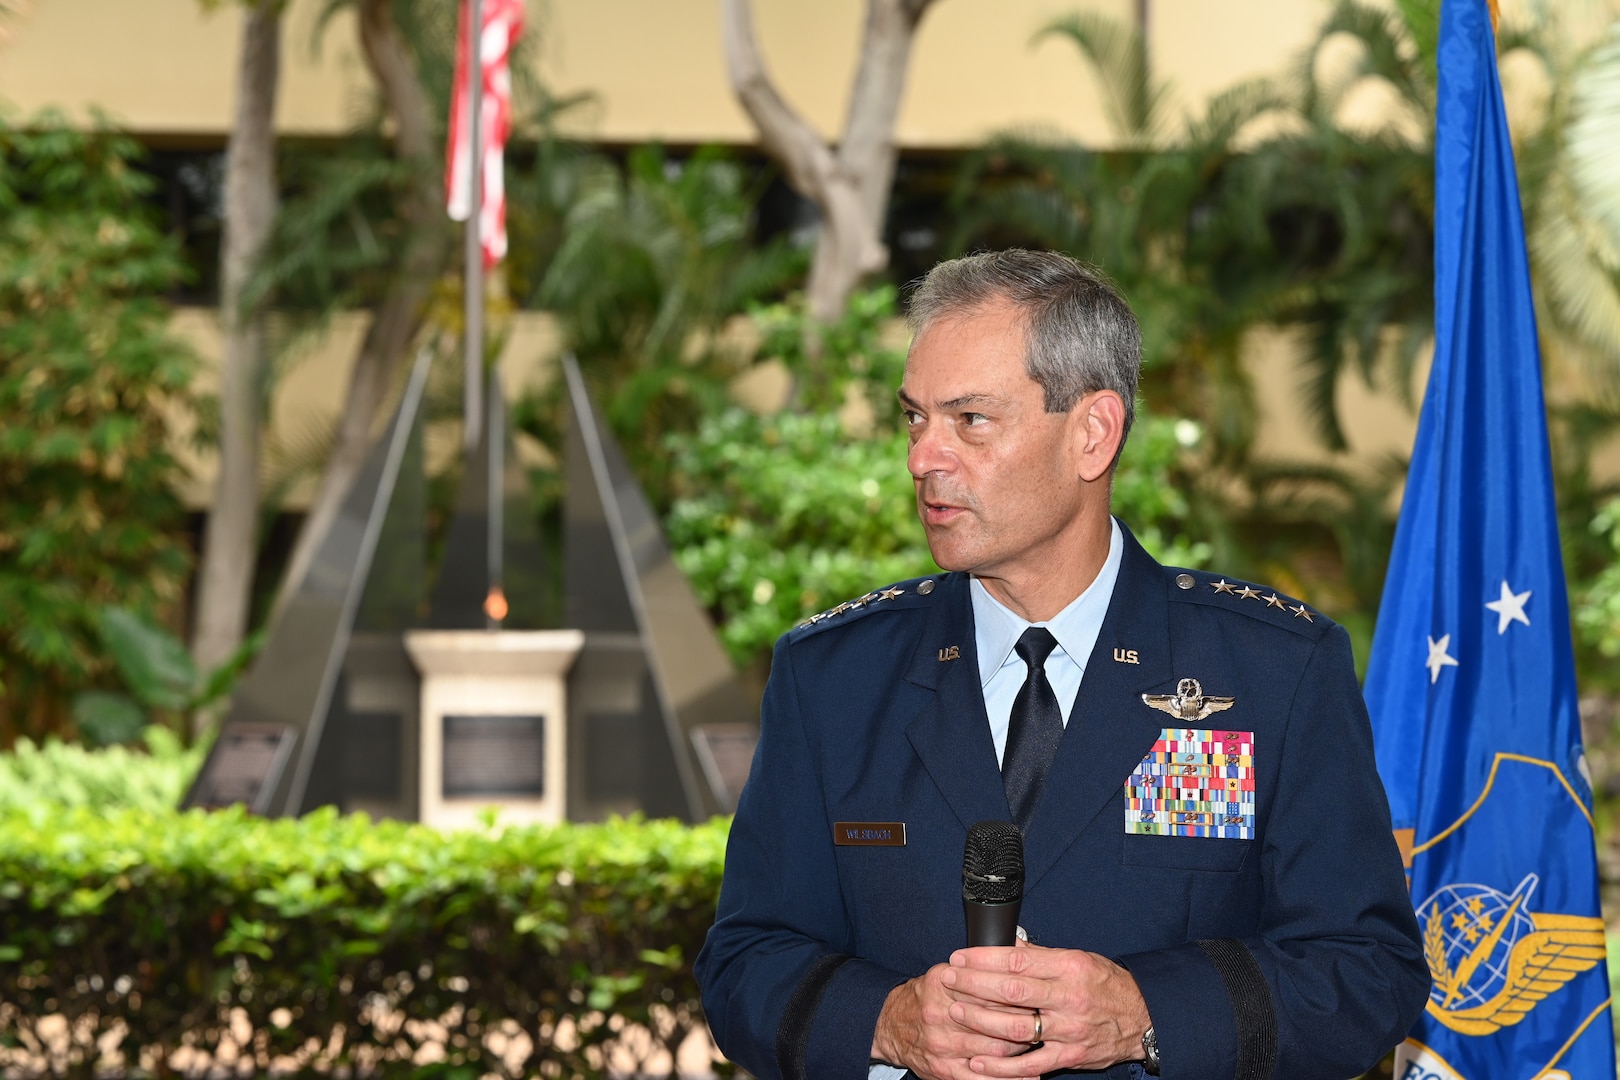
1023, 528, 1176, 892
903, 575, 1010, 831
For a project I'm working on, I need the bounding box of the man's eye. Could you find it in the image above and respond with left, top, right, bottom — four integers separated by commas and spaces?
902, 410, 922, 426
962, 412, 988, 426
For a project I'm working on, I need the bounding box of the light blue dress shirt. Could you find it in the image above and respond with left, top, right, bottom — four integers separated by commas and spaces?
869, 519, 1125, 1080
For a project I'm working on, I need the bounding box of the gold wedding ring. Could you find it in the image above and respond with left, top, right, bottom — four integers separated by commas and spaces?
1031, 1009, 1043, 1044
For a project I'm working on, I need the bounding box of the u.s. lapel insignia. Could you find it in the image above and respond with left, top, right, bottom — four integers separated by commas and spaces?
1113, 648, 1140, 665
938, 645, 961, 662
1141, 678, 1235, 722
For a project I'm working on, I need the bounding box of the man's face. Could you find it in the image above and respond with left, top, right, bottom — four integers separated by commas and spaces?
899, 299, 1095, 588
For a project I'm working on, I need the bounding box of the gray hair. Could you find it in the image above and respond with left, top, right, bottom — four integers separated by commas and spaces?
905, 249, 1141, 443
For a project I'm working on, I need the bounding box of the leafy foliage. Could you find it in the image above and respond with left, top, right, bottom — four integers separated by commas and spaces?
1519, 14, 1620, 391
0, 725, 205, 812
1576, 497, 1620, 667
666, 409, 930, 667
0, 805, 730, 1079
0, 113, 197, 743
71, 607, 263, 746
748, 284, 908, 415
529, 145, 806, 499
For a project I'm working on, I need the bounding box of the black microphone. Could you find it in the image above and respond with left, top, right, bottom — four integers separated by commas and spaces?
963, 819, 1024, 947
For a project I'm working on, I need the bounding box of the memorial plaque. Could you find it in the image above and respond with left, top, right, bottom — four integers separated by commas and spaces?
691, 723, 758, 811
443, 714, 545, 797
185, 722, 297, 813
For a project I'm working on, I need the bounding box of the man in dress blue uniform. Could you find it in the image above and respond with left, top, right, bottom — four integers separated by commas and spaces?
695, 250, 1428, 1079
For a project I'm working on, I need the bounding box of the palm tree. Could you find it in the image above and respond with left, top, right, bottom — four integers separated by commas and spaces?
956, 18, 1351, 464
534, 144, 805, 501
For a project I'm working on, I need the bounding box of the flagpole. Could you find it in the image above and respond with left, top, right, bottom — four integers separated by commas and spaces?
463, 0, 484, 454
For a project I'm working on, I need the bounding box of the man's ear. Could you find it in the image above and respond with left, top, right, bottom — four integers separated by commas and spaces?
1073, 390, 1127, 483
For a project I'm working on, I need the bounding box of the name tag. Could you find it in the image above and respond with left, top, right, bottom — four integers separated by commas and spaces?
833, 821, 907, 846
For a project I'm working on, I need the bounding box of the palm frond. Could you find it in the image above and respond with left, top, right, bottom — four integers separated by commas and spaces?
1530, 177, 1620, 377
1391, 0, 1439, 82
1566, 23, 1620, 256
1182, 78, 1293, 156
1034, 11, 1168, 146
1300, 0, 1432, 121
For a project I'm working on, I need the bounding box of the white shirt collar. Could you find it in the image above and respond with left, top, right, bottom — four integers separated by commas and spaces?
970, 516, 1125, 687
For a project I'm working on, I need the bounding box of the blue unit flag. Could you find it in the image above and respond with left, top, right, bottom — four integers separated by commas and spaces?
1364, 1, 1615, 1077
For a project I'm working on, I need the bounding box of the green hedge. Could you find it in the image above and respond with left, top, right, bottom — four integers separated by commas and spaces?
0, 727, 206, 814
0, 806, 731, 1079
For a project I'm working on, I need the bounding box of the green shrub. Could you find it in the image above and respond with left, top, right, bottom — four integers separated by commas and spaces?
667, 408, 933, 667
1576, 497, 1620, 667
0, 112, 198, 742
0, 806, 730, 1079
0, 725, 204, 813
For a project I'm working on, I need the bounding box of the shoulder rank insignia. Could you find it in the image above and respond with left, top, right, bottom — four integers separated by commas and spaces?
796, 584, 910, 629
1142, 678, 1235, 722
1206, 578, 1316, 621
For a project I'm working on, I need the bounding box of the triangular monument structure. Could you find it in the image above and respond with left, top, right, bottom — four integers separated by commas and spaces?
183, 350, 432, 818
185, 349, 759, 825
562, 355, 758, 821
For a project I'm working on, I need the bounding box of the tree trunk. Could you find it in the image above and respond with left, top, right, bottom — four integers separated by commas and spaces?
191, 0, 280, 684
271, 0, 450, 615
722, 0, 937, 327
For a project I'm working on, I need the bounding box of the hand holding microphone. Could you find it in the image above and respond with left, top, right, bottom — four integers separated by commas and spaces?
962, 819, 1024, 947
870, 820, 1036, 1076
951, 823, 1156, 1076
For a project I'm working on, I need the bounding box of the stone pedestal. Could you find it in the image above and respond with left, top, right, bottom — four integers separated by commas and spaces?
404, 630, 585, 829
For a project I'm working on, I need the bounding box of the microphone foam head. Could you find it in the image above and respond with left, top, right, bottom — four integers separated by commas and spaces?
963, 819, 1024, 904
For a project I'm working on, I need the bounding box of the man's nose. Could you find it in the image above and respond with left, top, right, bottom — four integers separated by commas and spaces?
907, 424, 954, 478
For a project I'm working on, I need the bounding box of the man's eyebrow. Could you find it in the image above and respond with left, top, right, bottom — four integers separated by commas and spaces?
896, 388, 1009, 412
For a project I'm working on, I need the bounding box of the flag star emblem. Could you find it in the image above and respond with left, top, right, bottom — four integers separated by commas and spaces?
1426, 634, 1460, 684
1484, 580, 1531, 635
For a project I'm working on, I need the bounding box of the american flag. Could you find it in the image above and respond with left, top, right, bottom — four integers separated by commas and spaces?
447, 0, 524, 268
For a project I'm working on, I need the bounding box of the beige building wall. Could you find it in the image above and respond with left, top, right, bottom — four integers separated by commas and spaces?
1, 0, 1336, 147
166, 309, 564, 510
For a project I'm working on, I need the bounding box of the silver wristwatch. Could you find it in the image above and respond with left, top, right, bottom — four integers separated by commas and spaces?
1142, 1026, 1160, 1075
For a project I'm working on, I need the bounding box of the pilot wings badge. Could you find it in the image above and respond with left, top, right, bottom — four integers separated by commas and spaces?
1417, 873, 1606, 1037
1141, 678, 1235, 722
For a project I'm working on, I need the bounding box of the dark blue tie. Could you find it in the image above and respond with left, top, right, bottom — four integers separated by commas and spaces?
1003, 627, 1063, 828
